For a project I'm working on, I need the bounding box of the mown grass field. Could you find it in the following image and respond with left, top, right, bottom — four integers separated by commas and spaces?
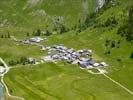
0, 0, 133, 100
4, 62, 133, 100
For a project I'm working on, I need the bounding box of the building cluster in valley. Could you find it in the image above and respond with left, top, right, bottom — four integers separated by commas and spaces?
12, 36, 109, 69
41, 45, 109, 69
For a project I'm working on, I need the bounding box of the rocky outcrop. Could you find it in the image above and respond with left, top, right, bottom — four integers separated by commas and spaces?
98, 0, 105, 8
95, 0, 105, 11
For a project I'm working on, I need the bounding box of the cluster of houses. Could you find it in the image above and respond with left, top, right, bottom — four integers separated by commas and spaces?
23, 37, 46, 44
20, 36, 109, 69
41, 45, 109, 69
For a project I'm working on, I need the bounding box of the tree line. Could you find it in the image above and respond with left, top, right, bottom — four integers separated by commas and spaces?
0, 32, 10, 38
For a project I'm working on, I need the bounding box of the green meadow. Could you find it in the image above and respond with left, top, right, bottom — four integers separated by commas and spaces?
0, 0, 133, 100
4, 63, 133, 100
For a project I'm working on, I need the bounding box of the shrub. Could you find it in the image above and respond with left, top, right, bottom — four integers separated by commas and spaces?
20, 56, 28, 64
60, 25, 68, 34
117, 58, 121, 62
105, 50, 111, 55
110, 41, 116, 48
8, 60, 17, 66
104, 17, 118, 27
45, 30, 52, 36
130, 51, 133, 59
33, 29, 41, 36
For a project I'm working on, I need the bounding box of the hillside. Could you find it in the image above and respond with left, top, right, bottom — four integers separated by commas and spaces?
0, 0, 133, 100
0, 0, 96, 30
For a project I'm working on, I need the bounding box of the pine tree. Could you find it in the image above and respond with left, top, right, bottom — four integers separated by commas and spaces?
60, 25, 67, 34
26, 32, 30, 37
36, 29, 41, 36
45, 30, 51, 36
1, 34, 3, 38
7, 32, 10, 38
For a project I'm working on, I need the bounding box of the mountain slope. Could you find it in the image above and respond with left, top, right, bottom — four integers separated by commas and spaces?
1, 0, 133, 100
0, 0, 96, 30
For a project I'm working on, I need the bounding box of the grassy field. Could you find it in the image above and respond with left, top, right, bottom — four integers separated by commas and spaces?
0, 0, 133, 100
4, 62, 133, 100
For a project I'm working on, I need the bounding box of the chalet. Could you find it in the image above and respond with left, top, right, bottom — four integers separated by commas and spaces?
100, 62, 109, 67
23, 40, 30, 44
28, 58, 36, 64
30, 37, 44, 43
93, 63, 100, 67
40, 46, 46, 50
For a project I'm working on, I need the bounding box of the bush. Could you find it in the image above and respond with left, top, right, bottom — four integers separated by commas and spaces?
60, 25, 68, 34
130, 51, 133, 59
20, 57, 28, 65
105, 50, 111, 55
33, 29, 41, 36
8, 60, 17, 66
105, 39, 111, 46
117, 58, 122, 62
118, 40, 121, 44
117, 25, 128, 36
45, 30, 52, 36
104, 17, 118, 27
111, 41, 116, 48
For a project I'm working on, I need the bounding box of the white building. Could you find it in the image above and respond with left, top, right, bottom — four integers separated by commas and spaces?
30, 37, 44, 43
